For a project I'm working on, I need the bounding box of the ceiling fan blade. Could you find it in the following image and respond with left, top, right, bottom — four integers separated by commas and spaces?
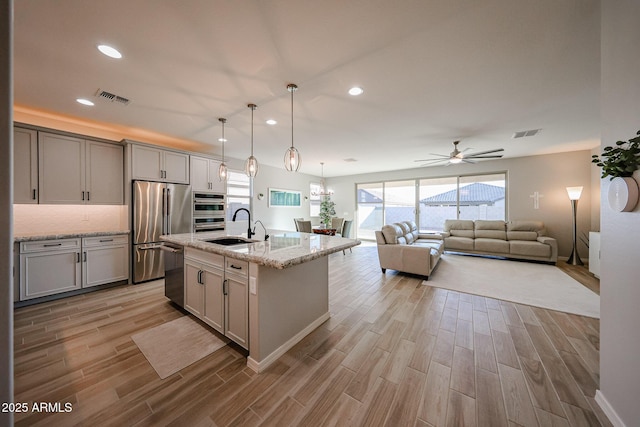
466, 148, 504, 157
427, 153, 452, 158
466, 154, 504, 159
418, 159, 449, 166
414, 156, 448, 162
462, 159, 477, 164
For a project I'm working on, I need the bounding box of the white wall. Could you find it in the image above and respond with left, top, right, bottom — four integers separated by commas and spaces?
327, 150, 595, 258
1, 1, 14, 425
598, 1, 640, 425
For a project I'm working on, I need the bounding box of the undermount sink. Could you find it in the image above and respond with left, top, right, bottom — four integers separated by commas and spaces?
203, 237, 256, 246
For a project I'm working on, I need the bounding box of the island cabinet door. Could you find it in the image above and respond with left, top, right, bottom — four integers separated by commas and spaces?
203, 266, 224, 334
225, 273, 248, 349
184, 260, 205, 317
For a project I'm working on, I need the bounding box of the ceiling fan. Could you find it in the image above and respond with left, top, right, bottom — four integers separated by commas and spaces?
414, 140, 504, 166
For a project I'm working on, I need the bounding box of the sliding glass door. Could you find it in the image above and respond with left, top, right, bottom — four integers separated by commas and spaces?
418, 176, 458, 232
384, 180, 417, 226
356, 172, 506, 239
356, 182, 383, 240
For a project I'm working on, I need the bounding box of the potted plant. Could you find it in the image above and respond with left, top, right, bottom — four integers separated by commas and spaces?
591, 130, 640, 179
592, 129, 640, 212
319, 195, 336, 228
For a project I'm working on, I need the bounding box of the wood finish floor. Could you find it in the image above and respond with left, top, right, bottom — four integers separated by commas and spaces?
13, 247, 609, 426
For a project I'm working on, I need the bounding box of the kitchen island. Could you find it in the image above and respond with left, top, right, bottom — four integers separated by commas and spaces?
161, 230, 360, 372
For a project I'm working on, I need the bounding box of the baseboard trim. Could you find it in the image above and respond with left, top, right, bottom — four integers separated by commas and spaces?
247, 311, 331, 373
595, 389, 626, 427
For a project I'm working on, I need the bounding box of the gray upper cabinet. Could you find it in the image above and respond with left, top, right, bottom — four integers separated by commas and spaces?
190, 155, 225, 192
85, 141, 124, 204
38, 131, 124, 205
131, 144, 189, 184
13, 127, 38, 204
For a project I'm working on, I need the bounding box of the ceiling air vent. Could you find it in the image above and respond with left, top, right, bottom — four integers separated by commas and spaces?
512, 129, 541, 139
343, 158, 358, 162
95, 89, 131, 106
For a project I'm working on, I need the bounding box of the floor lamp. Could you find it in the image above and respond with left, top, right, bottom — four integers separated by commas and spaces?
566, 186, 584, 265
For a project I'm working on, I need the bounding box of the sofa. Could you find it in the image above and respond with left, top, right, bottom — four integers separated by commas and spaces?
375, 221, 444, 279
442, 219, 558, 263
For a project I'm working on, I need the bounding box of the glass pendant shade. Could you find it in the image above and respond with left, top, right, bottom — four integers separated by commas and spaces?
245, 103, 259, 178
218, 162, 228, 181
284, 146, 301, 172
284, 83, 302, 172
245, 156, 259, 177
218, 117, 228, 182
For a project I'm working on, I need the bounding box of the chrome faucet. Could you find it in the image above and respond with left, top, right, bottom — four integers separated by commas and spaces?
253, 220, 270, 241
232, 208, 254, 238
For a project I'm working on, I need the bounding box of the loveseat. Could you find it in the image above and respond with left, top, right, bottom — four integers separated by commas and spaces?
442, 219, 557, 263
375, 221, 444, 279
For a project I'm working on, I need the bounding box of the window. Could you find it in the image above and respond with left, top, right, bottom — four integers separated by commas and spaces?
419, 173, 506, 231
310, 182, 322, 216
356, 172, 506, 239
226, 170, 251, 222
356, 182, 383, 240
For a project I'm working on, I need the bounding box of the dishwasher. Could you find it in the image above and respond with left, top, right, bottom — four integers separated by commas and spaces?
161, 243, 184, 308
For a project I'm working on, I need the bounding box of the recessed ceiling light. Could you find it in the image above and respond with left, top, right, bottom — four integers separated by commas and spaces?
348, 86, 364, 96
218, 138, 227, 142
97, 44, 122, 59
76, 98, 94, 106
266, 119, 277, 125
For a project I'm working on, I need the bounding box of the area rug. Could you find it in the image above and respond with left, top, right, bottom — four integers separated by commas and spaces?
132, 316, 229, 379
424, 254, 600, 318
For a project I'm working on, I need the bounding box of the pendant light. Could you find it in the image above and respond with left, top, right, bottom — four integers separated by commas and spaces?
245, 103, 259, 177
284, 83, 301, 172
217, 118, 228, 182
312, 162, 334, 197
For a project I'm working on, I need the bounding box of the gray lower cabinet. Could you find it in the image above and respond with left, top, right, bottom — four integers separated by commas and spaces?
82, 235, 129, 288
20, 238, 83, 300
19, 235, 129, 301
184, 248, 248, 348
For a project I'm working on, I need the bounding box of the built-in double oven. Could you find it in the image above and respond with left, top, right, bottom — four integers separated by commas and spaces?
192, 192, 226, 232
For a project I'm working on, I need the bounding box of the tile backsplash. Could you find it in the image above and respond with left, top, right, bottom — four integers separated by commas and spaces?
13, 204, 128, 236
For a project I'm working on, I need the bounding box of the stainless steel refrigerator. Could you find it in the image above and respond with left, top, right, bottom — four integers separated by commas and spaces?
132, 180, 191, 283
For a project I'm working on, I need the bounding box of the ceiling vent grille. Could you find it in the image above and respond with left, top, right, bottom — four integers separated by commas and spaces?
95, 89, 131, 106
343, 158, 358, 162
512, 129, 541, 139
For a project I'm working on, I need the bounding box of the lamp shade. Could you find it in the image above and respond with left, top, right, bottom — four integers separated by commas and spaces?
566, 186, 583, 200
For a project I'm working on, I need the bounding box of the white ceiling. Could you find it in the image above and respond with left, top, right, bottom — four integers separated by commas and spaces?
13, 0, 601, 177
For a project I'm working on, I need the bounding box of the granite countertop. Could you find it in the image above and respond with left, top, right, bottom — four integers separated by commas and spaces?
161, 230, 361, 269
14, 230, 130, 242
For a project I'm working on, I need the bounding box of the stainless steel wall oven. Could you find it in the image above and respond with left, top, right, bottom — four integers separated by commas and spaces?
193, 192, 226, 232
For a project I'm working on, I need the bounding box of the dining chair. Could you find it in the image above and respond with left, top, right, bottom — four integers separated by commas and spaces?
293, 217, 304, 231
340, 220, 353, 254
297, 220, 312, 233
331, 217, 344, 233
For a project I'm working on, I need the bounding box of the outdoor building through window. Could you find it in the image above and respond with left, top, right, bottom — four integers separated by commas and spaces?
356, 173, 506, 239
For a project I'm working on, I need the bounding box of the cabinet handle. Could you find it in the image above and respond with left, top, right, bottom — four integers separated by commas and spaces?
229, 264, 242, 270
83, 251, 87, 262
197, 270, 203, 284
43, 243, 62, 247
223, 279, 228, 296
82, 191, 85, 200
87, 191, 90, 201
32, 189, 37, 200
99, 238, 114, 243
76, 252, 80, 263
